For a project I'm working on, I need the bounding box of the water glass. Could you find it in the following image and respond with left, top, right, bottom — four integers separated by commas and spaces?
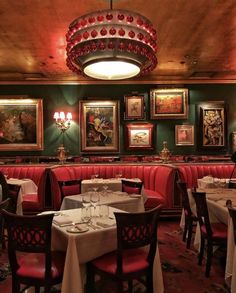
91, 191, 100, 217
81, 206, 91, 222
99, 205, 109, 219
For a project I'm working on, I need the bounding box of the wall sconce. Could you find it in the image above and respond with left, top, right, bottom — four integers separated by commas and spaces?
53, 111, 72, 132
53, 111, 73, 163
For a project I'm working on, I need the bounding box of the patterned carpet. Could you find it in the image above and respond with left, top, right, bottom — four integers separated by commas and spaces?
0, 220, 229, 293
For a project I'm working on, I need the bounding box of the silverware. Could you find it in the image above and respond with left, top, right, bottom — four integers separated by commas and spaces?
59, 221, 89, 227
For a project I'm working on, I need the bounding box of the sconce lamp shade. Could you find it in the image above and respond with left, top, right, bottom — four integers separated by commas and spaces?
53, 111, 72, 132
66, 9, 157, 80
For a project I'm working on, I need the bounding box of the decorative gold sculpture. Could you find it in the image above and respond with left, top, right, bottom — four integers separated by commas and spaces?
57, 144, 66, 164
160, 141, 171, 163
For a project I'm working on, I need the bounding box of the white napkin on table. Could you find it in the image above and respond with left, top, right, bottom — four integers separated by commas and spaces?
96, 218, 116, 228
53, 216, 72, 226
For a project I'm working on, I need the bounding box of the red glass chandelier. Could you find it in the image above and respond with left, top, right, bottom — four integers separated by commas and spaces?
66, 1, 157, 80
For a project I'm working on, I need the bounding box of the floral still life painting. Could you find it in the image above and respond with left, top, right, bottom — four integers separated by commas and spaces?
0, 97, 43, 150
80, 100, 119, 152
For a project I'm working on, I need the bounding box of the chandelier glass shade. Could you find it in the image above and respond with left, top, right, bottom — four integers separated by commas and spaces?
66, 9, 157, 80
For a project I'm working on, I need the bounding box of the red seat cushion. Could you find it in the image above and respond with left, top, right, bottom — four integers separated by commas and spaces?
92, 248, 149, 275
201, 222, 227, 239
122, 185, 140, 194
22, 194, 42, 211
62, 184, 81, 197
144, 189, 166, 209
17, 251, 65, 279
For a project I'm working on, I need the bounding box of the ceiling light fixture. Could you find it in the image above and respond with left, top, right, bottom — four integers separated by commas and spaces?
66, 0, 157, 80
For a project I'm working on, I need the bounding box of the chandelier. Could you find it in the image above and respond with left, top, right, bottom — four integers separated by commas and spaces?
66, 1, 157, 80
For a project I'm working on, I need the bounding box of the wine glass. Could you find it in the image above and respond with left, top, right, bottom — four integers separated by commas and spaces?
90, 191, 100, 217
102, 185, 108, 196
81, 193, 91, 221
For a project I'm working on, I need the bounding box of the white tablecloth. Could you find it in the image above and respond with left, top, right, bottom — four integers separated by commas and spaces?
60, 191, 145, 213
7, 178, 38, 215
52, 207, 164, 293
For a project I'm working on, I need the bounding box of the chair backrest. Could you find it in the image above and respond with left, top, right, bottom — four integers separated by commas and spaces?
228, 206, 236, 244
7, 184, 21, 214
121, 179, 143, 194
177, 181, 192, 217
192, 191, 212, 235
228, 180, 236, 189
1, 209, 54, 278
114, 205, 162, 274
0, 171, 9, 201
58, 179, 81, 199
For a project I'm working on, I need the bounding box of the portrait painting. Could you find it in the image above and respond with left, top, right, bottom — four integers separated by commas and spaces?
150, 88, 188, 119
175, 125, 194, 146
0, 97, 43, 150
126, 123, 154, 150
124, 94, 145, 120
80, 100, 119, 152
197, 102, 227, 150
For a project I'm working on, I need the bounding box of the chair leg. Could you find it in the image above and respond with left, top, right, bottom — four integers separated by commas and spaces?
86, 263, 96, 293
186, 220, 193, 249
12, 278, 20, 293
205, 241, 213, 277
183, 220, 188, 242
146, 270, 153, 293
128, 280, 133, 293
117, 281, 123, 293
35, 286, 41, 293
198, 236, 205, 266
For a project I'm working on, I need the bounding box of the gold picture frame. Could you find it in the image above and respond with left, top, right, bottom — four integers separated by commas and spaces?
0, 97, 43, 151
197, 101, 227, 150
80, 100, 120, 153
175, 125, 194, 146
126, 122, 154, 150
124, 94, 145, 120
150, 88, 188, 119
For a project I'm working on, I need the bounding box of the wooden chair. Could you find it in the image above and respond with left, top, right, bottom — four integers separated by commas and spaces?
0, 171, 9, 201
228, 180, 236, 189
121, 179, 143, 195
87, 205, 162, 293
228, 203, 236, 245
0, 198, 11, 246
192, 191, 227, 277
177, 181, 197, 248
58, 179, 81, 200
0, 209, 65, 293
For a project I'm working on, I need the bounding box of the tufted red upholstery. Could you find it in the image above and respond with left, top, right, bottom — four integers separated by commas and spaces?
49, 164, 176, 210
177, 163, 236, 188
0, 165, 49, 213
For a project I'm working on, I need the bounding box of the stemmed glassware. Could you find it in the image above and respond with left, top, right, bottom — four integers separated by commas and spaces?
90, 191, 100, 217
102, 185, 108, 196
81, 193, 91, 221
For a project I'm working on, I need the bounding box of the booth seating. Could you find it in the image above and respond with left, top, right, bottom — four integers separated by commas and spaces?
0, 165, 49, 214
177, 163, 236, 189
49, 164, 177, 210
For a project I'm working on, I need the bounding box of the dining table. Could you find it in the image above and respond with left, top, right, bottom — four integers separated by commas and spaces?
6, 178, 38, 215
180, 187, 236, 292
51, 207, 164, 293
60, 190, 145, 213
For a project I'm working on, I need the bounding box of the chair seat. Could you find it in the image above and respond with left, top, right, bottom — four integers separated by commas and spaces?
201, 222, 227, 239
22, 194, 41, 211
17, 251, 65, 279
92, 248, 149, 275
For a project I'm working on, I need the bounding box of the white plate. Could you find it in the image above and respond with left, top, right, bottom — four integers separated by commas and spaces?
66, 225, 89, 233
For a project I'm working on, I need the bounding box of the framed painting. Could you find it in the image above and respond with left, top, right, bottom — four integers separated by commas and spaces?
150, 88, 188, 119
197, 101, 227, 150
80, 100, 119, 153
175, 124, 194, 146
126, 123, 154, 150
232, 131, 236, 152
124, 94, 145, 120
0, 97, 43, 151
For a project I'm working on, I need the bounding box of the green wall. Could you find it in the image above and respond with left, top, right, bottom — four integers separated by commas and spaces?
0, 83, 236, 157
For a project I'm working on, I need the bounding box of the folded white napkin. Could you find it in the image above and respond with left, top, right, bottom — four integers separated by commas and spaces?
53, 216, 72, 226
96, 219, 116, 228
